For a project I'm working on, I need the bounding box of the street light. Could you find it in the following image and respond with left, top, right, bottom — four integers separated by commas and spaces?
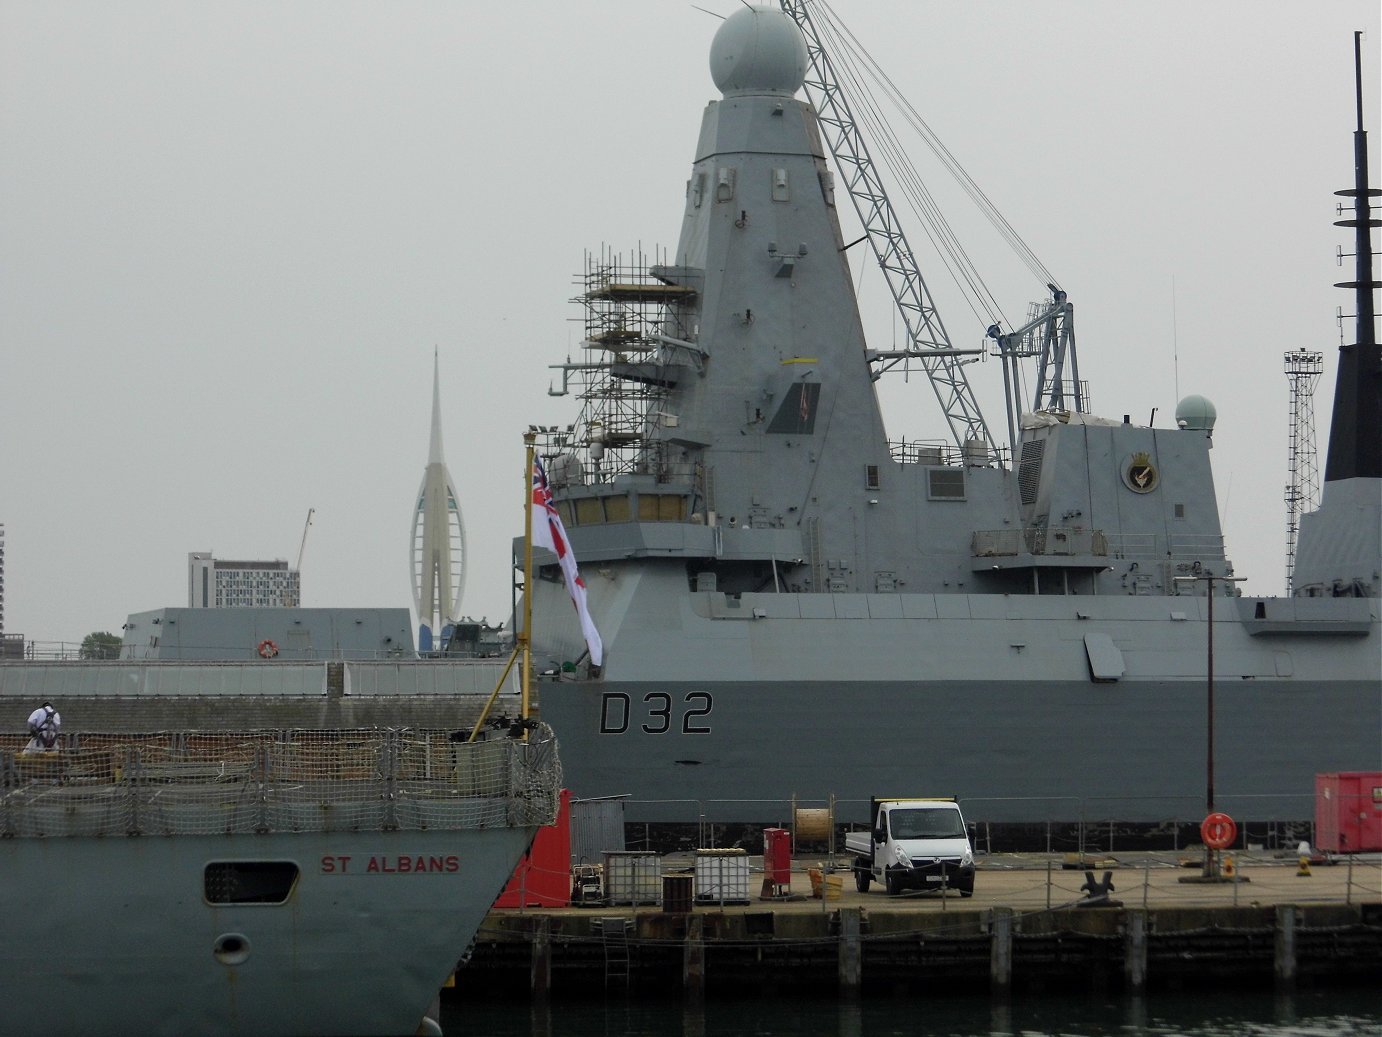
1174, 572, 1247, 879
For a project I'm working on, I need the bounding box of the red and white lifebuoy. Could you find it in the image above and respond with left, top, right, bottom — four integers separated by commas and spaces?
257, 639, 279, 659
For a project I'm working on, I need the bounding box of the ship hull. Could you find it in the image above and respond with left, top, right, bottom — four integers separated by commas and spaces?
1, 827, 533, 1037
528, 571, 1381, 825
536, 674, 1380, 824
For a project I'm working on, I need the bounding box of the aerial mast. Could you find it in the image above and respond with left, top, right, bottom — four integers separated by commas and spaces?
1323, 31, 1382, 483
1282, 349, 1323, 593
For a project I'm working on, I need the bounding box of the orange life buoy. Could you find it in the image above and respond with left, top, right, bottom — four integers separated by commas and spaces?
1200, 811, 1237, 850
257, 639, 279, 659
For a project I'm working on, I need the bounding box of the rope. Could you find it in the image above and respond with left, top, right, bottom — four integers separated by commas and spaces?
810, 0, 1059, 335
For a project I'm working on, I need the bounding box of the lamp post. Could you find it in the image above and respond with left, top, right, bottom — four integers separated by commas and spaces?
1174, 572, 1247, 877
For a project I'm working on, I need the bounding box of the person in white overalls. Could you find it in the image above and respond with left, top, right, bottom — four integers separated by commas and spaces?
24, 701, 60, 753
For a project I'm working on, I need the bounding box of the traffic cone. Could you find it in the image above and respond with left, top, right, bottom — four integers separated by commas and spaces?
1296, 855, 1311, 877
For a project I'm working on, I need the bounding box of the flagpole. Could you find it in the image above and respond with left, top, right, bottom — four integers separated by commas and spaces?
519, 431, 536, 737
466, 431, 537, 743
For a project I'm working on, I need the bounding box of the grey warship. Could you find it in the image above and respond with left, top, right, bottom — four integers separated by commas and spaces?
521, 5, 1381, 827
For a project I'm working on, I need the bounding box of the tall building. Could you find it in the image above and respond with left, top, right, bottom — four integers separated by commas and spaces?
410, 351, 466, 652
188, 552, 301, 608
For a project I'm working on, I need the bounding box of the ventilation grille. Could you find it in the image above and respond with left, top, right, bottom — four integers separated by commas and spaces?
1019, 440, 1046, 506
927, 469, 965, 500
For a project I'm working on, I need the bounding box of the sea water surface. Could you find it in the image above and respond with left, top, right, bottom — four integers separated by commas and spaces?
441, 989, 1381, 1036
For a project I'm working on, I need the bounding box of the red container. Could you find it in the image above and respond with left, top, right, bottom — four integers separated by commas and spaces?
494, 788, 572, 907
1314, 772, 1382, 853
763, 827, 791, 885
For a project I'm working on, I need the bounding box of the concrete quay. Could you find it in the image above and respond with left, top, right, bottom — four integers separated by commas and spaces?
461, 852, 1382, 1000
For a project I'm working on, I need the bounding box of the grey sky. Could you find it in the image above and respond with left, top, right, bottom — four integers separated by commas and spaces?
2, 1, 1377, 643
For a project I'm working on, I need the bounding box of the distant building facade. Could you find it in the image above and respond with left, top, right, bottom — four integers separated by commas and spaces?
188, 552, 301, 608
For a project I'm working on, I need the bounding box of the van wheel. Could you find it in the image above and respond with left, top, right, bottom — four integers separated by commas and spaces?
854, 869, 870, 893
960, 889, 973, 898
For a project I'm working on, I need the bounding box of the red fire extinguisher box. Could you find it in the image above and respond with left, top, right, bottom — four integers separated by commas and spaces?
494, 788, 572, 907
1314, 772, 1382, 853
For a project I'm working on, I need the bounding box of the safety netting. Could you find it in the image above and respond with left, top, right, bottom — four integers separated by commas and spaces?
0, 725, 561, 838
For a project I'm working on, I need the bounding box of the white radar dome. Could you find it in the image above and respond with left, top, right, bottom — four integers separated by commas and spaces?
709, 6, 808, 97
1175, 395, 1217, 431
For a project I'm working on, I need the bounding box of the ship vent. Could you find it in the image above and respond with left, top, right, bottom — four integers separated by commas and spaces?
1019, 440, 1045, 506
927, 469, 965, 500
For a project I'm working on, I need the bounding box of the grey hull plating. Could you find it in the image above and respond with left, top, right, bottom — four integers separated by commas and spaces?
529, 569, 1380, 824
1, 827, 533, 1037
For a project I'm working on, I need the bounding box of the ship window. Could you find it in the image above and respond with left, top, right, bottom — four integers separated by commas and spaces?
637, 494, 686, 522
865, 465, 880, 490
604, 494, 631, 523
575, 498, 604, 525
204, 861, 299, 905
927, 469, 965, 500
557, 501, 576, 526
1174, 503, 1185, 518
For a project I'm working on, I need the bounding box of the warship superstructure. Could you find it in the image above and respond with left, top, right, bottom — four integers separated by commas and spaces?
521, 6, 1380, 826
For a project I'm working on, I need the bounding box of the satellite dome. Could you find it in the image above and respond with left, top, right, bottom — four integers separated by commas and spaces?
709, 6, 808, 97
1175, 394, 1217, 431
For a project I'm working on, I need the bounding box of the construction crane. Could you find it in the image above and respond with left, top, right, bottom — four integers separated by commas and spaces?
778, 0, 1074, 461
296, 508, 315, 571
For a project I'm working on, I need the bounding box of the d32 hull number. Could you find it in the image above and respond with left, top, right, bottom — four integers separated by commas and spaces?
600, 692, 713, 734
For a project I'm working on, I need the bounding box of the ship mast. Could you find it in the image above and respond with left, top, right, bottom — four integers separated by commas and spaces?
1323, 31, 1382, 483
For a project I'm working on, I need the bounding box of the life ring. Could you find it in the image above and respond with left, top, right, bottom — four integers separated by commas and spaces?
257, 639, 279, 659
1200, 811, 1237, 851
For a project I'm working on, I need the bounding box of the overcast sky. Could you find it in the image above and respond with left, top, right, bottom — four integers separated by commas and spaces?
2, 1, 1377, 644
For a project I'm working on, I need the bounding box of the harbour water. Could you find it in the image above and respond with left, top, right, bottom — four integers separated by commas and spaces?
442, 989, 1382, 1036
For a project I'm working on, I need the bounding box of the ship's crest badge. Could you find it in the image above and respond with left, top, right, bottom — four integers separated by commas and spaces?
1124, 452, 1159, 493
